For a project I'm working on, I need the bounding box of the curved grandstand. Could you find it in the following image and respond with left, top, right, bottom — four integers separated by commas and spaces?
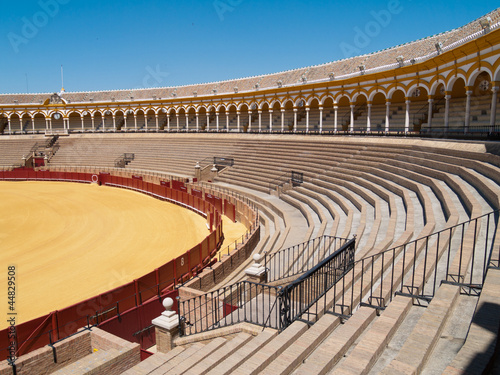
1, 8, 500, 375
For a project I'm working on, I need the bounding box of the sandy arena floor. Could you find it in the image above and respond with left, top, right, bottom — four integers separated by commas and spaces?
0, 181, 246, 329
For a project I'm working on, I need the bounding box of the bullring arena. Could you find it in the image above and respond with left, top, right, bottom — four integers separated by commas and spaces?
1, 7, 500, 375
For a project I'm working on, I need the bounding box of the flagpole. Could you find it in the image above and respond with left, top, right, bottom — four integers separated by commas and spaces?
61, 65, 65, 92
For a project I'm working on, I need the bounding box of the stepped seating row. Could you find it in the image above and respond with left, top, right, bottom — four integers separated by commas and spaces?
4, 134, 498, 374
206, 137, 500, 374
0, 137, 40, 167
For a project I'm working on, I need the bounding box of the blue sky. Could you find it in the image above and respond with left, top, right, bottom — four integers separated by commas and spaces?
2, 0, 498, 94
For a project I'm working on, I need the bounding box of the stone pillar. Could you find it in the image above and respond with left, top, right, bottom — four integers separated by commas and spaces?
405, 98, 411, 133
113, 115, 116, 131
245, 254, 267, 283
176, 114, 180, 132
91, 116, 95, 132
81, 116, 85, 132
319, 106, 323, 133
226, 113, 229, 132
167, 115, 171, 132
490, 86, 499, 131
152, 298, 179, 353
444, 93, 451, 130
206, 114, 210, 131
8, 118, 11, 134
258, 110, 262, 132
293, 108, 298, 133
334, 105, 338, 133
134, 115, 138, 131
248, 112, 252, 132
196, 113, 199, 132
464, 89, 472, 132
305, 107, 310, 133
124, 116, 128, 131
385, 101, 391, 132
366, 103, 372, 132
281, 109, 285, 133
269, 110, 273, 133
31, 117, 35, 133
186, 114, 189, 132
215, 112, 219, 132
211, 164, 218, 180
427, 97, 434, 130
349, 104, 355, 132
236, 111, 240, 132
156, 114, 159, 131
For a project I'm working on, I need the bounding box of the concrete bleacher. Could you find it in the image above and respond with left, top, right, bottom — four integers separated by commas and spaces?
0, 137, 42, 167
2, 133, 500, 374
71, 134, 494, 375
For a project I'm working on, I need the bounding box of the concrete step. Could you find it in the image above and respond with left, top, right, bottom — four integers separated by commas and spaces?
231, 321, 309, 375
166, 337, 228, 374
149, 343, 205, 374
184, 332, 253, 375
205, 329, 277, 375
122, 346, 185, 375
292, 307, 377, 375
379, 283, 461, 374
261, 313, 341, 375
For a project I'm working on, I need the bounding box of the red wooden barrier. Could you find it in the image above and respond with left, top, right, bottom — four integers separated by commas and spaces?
136, 271, 158, 304
0, 169, 225, 361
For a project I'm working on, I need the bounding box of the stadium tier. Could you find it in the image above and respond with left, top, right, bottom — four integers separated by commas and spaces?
1, 8, 500, 375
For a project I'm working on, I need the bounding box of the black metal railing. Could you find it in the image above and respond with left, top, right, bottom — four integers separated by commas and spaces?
264, 235, 351, 282
114, 153, 135, 168
177, 238, 356, 336
278, 238, 356, 330
178, 281, 282, 336
329, 210, 499, 320
198, 156, 235, 170
418, 124, 500, 140
213, 157, 234, 167
268, 170, 303, 194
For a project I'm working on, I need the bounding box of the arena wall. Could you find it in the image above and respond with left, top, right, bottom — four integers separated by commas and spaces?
0, 167, 258, 365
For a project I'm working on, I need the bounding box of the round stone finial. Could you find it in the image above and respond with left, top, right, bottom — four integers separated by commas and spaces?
253, 253, 261, 263
163, 297, 174, 311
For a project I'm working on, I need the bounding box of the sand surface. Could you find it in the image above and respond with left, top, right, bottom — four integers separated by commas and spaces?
0, 181, 246, 329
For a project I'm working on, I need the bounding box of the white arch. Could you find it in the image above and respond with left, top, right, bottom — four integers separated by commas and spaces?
446, 73, 467, 92
386, 86, 407, 100
467, 68, 493, 87
429, 79, 446, 96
